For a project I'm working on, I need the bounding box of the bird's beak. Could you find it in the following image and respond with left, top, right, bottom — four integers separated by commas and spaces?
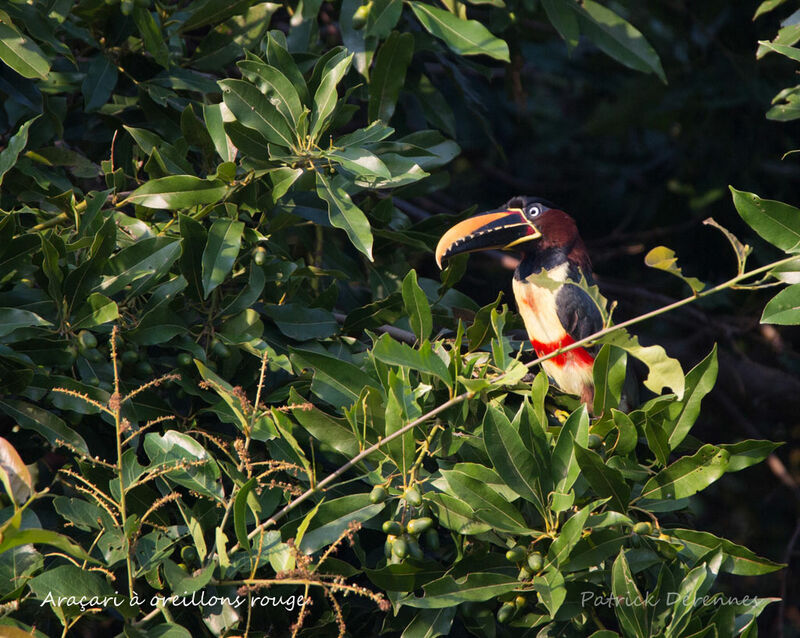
435, 207, 542, 269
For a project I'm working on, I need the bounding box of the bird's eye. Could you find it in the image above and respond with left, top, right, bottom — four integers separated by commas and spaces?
527, 204, 542, 217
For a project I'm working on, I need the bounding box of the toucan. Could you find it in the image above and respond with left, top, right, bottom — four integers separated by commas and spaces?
435, 196, 602, 407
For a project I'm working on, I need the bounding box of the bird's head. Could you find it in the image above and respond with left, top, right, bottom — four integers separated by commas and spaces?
435, 196, 583, 269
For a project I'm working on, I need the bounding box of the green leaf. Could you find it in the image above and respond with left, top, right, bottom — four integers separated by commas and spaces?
644, 246, 706, 293
611, 409, 637, 455
81, 53, 119, 112
289, 389, 360, 457
427, 492, 491, 535
401, 608, 456, 638
599, 329, 685, 399
237, 59, 304, 129
201, 219, 244, 298
403, 572, 518, 608
124, 176, 227, 209
0, 116, 39, 187
409, 2, 509, 62
532, 567, 566, 617
324, 147, 391, 179
234, 477, 257, 551
315, 170, 374, 259
372, 333, 451, 386
219, 78, 296, 149
440, 468, 528, 533
0, 525, 95, 564
28, 565, 114, 607
71, 293, 118, 329
297, 494, 384, 554
718, 439, 781, 473
203, 104, 235, 162
290, 347, 380, 407
133, 7, 170, 69
310, 52, 353, 141
640, 444, 730, 501
0, 308, 52, 337
547, 500, 598, 567
179, 214, 207, 300
483, 406, 548, 518
644, 420, 670, 467
264, 303, 337, 340
574, 445, 630, 512
98, 238, 181, 297
163, 559, 215, 597
263, 31, 310, 104
761, 283, 800, 324
369, 31, 414, 122
665, 528, 783, 575
0, 23, 50, 79
592, 345, 627, 415
664, 345, 718, 449
542, 0, 579, 51
552, 405, 589, 493
754, 0, 789, 19
611, 550, 649, 637
730, 187, 800, 253
575, 0, 665, 82
144, 430, 223, 500
0, 399, 88, 455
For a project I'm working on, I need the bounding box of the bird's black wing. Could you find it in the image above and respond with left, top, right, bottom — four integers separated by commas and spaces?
555, 283, 603, 343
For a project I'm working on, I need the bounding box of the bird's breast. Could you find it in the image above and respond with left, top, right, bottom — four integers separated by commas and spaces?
512, 276, 595, 398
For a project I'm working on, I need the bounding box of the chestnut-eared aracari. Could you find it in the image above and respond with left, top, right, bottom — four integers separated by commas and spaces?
435, 196, 602, 407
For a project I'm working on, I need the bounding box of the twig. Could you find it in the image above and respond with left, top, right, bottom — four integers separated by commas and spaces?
332, 312, 417, 345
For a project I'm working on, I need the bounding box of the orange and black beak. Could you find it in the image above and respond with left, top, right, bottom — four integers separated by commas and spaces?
435, 207, 542, 269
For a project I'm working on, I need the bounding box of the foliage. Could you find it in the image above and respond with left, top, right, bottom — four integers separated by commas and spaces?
0, 0, 798, 637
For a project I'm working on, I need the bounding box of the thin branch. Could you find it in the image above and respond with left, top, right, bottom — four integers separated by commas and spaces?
226, 253, 798, 552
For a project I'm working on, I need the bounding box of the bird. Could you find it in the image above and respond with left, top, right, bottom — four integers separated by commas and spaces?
435, 196, 602, 408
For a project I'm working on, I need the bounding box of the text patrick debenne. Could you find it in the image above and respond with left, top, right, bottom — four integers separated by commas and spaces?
580, 591, 761, 609
39, 590, 305, 612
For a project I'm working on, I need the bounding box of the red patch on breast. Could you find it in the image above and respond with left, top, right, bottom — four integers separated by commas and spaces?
531, 335, 594, 367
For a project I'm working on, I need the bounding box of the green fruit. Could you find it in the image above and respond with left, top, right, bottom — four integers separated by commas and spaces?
633, 521, 653, 535
84, 348, 104, 363
181, 546, 198, 564
588, 433, 603, 449
527, 552, 543, 572
135, 361, 154, 377
407, 517, 433, 535
64, 344, 78, 366
505, 546, 527, 563
514, 595, 527, 610
120, 0, 134, 14
370, 485, 387, 504
121, 350, 138, 365
211, 339, 231, 359
177, 352, 193, 367
424, 528, 440, 551
253, 246, 268, 266
384, 536, 395, 557
392, 537, 408, 559
382, 520, 402, 536
496, 602, 515, 623
407, 536, 424, 560
657, 543, 678, 559
351, 1, 372, 29
403, 486, 422, 507
518, 566, 533, 580
78, 330, 98, 351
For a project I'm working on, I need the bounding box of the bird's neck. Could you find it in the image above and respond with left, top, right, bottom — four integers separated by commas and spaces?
514, 246, 592, 285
